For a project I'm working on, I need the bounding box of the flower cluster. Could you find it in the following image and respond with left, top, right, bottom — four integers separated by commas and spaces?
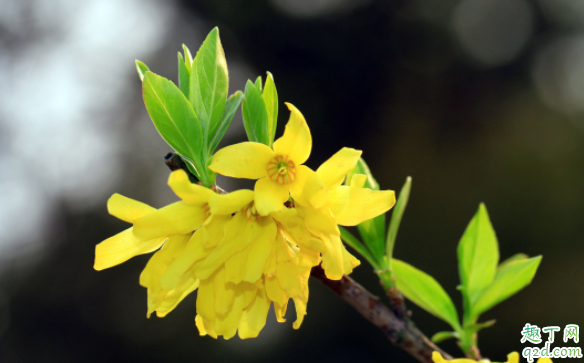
95, 103, 395, 339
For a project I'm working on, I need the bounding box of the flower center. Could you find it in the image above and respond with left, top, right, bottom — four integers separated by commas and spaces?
267, 155, 296, 185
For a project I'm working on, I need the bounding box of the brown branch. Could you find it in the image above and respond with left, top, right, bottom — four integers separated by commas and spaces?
310, 265, 451, 363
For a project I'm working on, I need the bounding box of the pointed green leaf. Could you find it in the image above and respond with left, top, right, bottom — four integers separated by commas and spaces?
464, 320, 496, 334
458, 204, 499, 303
208, 91, 243, 155
255, 76, 263, 92
182, 44, 193, 71
142, 72, 205, 180
339, 226, 377, 269
136, 60, 150, 82
499, 253, 528, 269
189, 27, 229, 140
386, 176, 412, 259
471, 256, 541, 318
178, 52, 190, 98
345, 158, 385, 259
392, 258, 461, 331
262, 72, 278, 146
431, 331, 459, 343
242, 80, 270, 145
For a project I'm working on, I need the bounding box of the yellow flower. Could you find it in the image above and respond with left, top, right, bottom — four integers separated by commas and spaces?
209, 103, 328, 216
194, 231, 320, 340
273, 147, 396, 279
432, 352, 553, 363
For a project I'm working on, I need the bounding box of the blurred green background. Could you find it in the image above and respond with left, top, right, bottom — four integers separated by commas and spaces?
0, 0, 582, 362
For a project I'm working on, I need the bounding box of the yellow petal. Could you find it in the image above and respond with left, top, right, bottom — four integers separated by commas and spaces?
299, 205, 339, 236
245, 282, 271, 332
133, 201, 206, 240
214, 284, 245, 340
160, 231, 203, 291
214, 268, 236, 315
195, 314, 217, 339
273, 103, 312, 166
196, 274, 216, 321
243, 282, 258, 308
329, 186, 396, 226
107, 193, 155, 223
289, 165, 328, 209
168, 170, 214, 205
536, 359, 552, 363
274, 301, 288, 323
507, 352, 520, 363
225, 247, 249, 285
292, 285, 308, 329
341, 241, 361, 275
265, 275, 287, 306
139, 234, 189, 288
319, 233, 344, 280
243, 218, 277, 282
237, 312, 260, 339
208, 189, 254, 216
273, 209, 326, 252
155, 278, 199, 317
196, 213, 253, 280
316, 147, 362, 189
349, 174, 367, 188
94, 228, 166, 270
209, 142, 274, 179
254, 177, 288, 216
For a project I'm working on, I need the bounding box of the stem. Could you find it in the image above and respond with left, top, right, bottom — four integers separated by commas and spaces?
311, 265, 452, 363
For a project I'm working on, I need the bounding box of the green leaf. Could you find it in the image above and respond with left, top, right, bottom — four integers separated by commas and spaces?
182, 44, 193, 71
178, 52, 190, 98
189, 27, 229, 140
392, 258, 461, 331
242, 80, 270, 145
135, 60, 150, 82
255, 76, 263, 92
339, 226, 377, 269
208, 91, 244, 155
470, 256, 541, 318
464, 320, 496, 334
142, 72, 205, 180
346, 158, 385, 259
386, 177, 412, 259
458, 204, 499, 305
431, 331, 459, 343
262, 72, 278, 146
498, 253, 528, 269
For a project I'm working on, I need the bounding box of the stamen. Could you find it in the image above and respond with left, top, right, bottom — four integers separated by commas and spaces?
267, 155, 296, 184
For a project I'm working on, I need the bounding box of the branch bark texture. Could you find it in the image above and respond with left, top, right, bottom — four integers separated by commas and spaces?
310, 265, 452, 363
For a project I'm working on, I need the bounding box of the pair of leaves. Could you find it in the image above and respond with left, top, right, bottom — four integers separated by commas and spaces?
392, 204, 541, 341
136, 28, 243, 183
242, 73, 278, 146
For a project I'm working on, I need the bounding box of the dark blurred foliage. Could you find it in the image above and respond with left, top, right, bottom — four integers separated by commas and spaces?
1, 0, 583, 362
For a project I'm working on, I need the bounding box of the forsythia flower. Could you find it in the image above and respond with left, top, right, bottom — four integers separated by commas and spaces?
209, 103, 328, 216
95, 103, 395, 339
432, 352, 552, 363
